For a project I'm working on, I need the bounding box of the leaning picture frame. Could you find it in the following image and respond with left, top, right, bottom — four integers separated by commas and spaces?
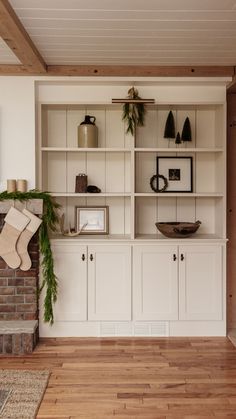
75, 206, 109, 234
156, 156, 193, 193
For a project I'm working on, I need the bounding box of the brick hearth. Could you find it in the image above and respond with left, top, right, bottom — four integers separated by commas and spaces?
0, 200, 43, 355
0, 231, 39, 322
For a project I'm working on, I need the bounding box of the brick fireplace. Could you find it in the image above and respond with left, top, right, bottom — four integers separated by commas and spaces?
0, 200, 43, 355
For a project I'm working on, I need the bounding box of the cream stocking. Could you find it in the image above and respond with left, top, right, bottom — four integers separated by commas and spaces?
16, 209, 42, 271
0, 207, 30, 269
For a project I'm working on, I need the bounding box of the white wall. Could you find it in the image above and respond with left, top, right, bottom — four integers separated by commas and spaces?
0, 77, 35, 190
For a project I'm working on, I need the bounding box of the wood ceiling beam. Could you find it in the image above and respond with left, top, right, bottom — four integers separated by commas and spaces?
0, 0, 46, 73
0, 64, 233, 77
47, 65, 234, 78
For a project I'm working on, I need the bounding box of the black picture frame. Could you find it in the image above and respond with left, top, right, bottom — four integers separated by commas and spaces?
156, 156, 193, 193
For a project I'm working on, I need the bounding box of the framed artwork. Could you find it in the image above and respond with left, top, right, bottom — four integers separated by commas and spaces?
75, 206, 109, 234
156, 156, 193, 192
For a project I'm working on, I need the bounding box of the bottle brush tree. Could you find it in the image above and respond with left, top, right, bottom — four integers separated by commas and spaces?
181, 117, 192, 141
175, 132, 181, 144
164, 111, 176, 139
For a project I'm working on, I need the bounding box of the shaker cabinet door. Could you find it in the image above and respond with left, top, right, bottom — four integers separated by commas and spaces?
88, 245, 131, 321
52, 244, 87, 321
179, 245, 222, 320
133, 245, 179, 320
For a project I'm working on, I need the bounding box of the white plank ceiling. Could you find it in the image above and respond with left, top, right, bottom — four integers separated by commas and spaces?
0, 38, 20, 64
4, 0, 236, 66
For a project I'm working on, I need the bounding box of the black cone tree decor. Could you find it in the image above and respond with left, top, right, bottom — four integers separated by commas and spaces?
175, 132, 181, 144
164, 111, 175, 139
181, 117, 192, 142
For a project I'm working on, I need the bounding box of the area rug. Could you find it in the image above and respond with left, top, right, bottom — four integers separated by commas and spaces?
0, 390, 11, 415
0, 370, 50, 418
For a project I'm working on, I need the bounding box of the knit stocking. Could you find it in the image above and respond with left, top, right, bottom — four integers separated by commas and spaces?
16, 209, 42, 271
0, 207, 30, 269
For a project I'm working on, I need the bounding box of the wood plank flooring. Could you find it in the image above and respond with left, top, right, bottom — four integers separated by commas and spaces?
1, 337, 236, 418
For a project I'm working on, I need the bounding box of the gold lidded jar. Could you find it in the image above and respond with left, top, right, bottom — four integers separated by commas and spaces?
78, 115, 98, 148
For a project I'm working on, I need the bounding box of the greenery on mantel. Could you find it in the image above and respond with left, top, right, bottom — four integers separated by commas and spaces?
0, 190, 60, 325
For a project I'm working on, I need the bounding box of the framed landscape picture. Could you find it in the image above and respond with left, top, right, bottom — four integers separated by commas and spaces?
75, 206, 109, 234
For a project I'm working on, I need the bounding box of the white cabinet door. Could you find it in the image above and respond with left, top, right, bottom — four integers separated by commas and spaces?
52, 244, 87, 321
133, 245, 178, 320
88, 245, 131, 320
179, 245, 222, 320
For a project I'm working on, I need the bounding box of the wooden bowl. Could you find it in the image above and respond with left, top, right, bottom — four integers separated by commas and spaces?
155, 221, 201, 238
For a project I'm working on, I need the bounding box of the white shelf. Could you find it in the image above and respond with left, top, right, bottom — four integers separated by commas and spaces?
50, 234, 131, 242
135, 234, 227, 242
42, 147, 223, 153
135, 193, 224, 198
51, 192, 131, 197
41, 147, 131, 152
50, 233, 227, 243
52, 192, 223, 198
135, 148, 223, 153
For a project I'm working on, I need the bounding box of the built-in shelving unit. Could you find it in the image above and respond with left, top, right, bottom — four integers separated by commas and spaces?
37, 79, 228, 338
37, 99, 226, 241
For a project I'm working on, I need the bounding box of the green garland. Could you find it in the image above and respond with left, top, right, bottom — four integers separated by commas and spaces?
0, 190, 60, 325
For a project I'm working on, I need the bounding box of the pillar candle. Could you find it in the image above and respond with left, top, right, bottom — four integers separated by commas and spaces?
16, 179, 27, 192
7, 179, 16, 192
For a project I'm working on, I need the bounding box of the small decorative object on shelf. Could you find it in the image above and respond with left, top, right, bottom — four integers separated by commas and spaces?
175, 132, 181, 144
157, 156, 193, 193
78, 115, 98, 147
164, 110, 176, 139
75, 206, 109, 234
58, 213, 87, 237
150, 174, 168, 192
75, 174, 88, 193
112, 87, 154, 136
181, 117, 192, 142
87, 185, 101, 193
156, 221, 201, 238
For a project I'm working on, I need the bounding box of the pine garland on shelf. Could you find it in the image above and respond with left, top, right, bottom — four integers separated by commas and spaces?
0, 190, 60, 325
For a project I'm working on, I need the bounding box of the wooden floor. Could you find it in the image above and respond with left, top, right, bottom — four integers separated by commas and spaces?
1, 338, 236, 418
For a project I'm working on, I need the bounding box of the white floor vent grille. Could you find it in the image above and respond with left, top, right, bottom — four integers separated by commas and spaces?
134, 322, 169, 337
100, 322, 169, 337
100, 322, 132, 336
